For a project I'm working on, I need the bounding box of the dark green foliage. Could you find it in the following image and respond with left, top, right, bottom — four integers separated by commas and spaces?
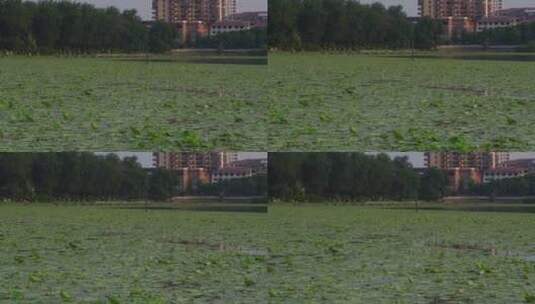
147, 168, 180, 201
0, 154, 33, 200
413, 17, 444, 50
268, 0, 443, 50
268, 153, 305, 200
0, 153, 179, 201
196, 174, 267, 197
418, 168, 447, 201
0, 0, 178, 53
269, 153, 445, 202
196, 28, 267, 49
148, 21, 179, 53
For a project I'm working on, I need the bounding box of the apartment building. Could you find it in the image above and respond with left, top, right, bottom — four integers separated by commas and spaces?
478, 7, 535, 32
418, 0, 504, 38
499, 158, 535, 170
226, 11, 268, 27
152, 0, 237, 42
418, 0, 503, 19
153, 152, 238, 191
424, 152, 510, 171
227, 158, 267, 175
153, 152, 237, 171
210, 20, 252, 36
476, 16, 522, 32
425, 152, 510, 192
211, 167, 253, 183
153, 0, 236, 23
483, 158, 535, 183
483, 167, 529, 183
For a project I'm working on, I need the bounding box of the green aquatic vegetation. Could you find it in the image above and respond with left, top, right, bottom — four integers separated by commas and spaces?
268, 52, 535, 151
0, 204, 271, 303
264, 205, 535, 303
3, 203, 535, 302
0, 56, 267, 151
525, 292, 535, 303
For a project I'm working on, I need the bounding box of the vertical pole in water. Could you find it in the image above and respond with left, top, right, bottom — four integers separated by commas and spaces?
145, 174, 149, 212
411, 23, 415, 60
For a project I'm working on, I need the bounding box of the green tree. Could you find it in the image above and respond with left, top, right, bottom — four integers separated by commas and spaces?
148, 21, 178, 53
0, 1, 158, 53
413, 17, 443, 50
148, 168, 179, 201
0, 153, 34, 200
419, 168, 447, 201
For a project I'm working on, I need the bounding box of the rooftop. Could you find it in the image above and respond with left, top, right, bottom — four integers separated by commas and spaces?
478, 16, 520, 23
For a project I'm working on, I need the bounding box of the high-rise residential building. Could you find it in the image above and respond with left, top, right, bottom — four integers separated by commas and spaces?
424, 152, 510, 171
152, 0, 237, 43
418, 0, 504, 38
424, 152, 509, 192
153, 152, 238, 171
418, 0, 503, 19
153, 152, 238, 191
152, 0, 236, 24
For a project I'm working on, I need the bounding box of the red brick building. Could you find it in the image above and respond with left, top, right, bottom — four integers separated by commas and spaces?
445, 168, 482, 192
153, 152, 238, 191
424, 152, 509, 192
418, 0, 503, 38
152, 0, 237, 44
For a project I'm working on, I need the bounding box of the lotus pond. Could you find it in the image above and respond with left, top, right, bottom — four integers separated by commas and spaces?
268, 52, 535, 151
0, 55, 267, 151
265, 204, 535, 303
0, 204, 270, 303
3, 203, 535, 303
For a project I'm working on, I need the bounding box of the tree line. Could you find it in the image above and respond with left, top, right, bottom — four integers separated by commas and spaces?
268, 0, 444, 50
457, 21, 535, 49
0, 153, 180, 202
0, 0, 179, 54
268, 153, 448, 202
461, 174, 535, 198
197, 28, 267, 49
196, 174, 267, 197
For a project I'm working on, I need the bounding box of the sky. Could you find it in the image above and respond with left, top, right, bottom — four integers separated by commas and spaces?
359, 0, 535, 16
72, 0, 267, 20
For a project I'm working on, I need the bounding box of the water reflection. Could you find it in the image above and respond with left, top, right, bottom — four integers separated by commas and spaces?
118, 204, 267, 213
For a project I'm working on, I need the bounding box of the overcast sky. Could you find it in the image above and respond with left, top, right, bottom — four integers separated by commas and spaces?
359, 0, 535, 16
71, 0, 267, 20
